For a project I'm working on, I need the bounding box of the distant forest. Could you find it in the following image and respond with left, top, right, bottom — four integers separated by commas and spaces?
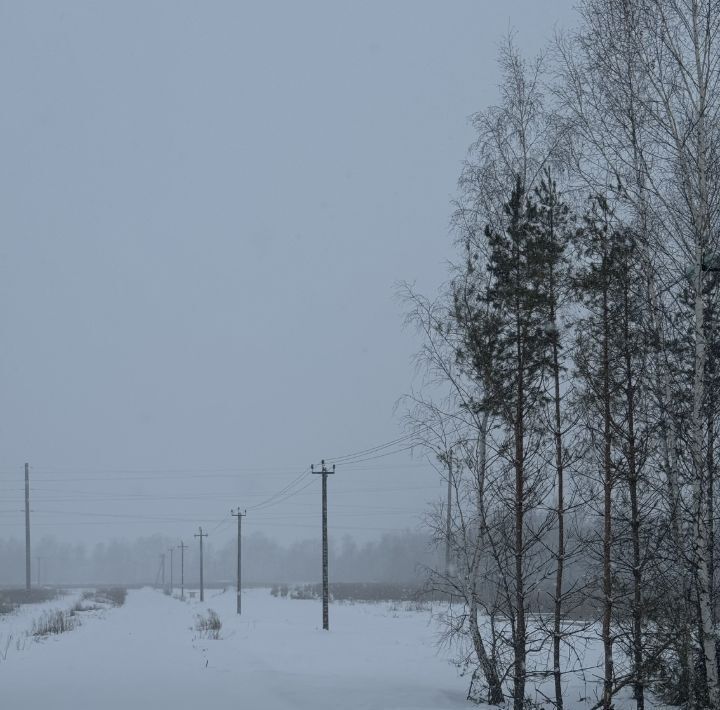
0, 530, 439, 587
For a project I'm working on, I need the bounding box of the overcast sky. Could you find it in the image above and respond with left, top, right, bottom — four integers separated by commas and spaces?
0, 0, 576, 549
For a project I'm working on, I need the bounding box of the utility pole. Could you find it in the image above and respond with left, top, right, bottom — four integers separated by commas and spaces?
195, 527, 207, 602
25, 463, 31, 592
160, 553, 166, 590
231, 508, 246, 614
168, 547, 174, 595
178, 541, 187, 600
445, 451, 453, 576
311, 459, 335, 630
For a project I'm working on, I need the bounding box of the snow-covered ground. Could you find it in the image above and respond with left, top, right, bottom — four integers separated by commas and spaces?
0, 587, 675, 710
0, 589, 82, 661
0, 587, 467, 710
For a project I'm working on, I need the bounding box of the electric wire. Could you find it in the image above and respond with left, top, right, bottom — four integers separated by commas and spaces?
0, 420, 453, 534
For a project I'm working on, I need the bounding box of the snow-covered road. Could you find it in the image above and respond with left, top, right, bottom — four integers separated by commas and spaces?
1, 588, 468, 710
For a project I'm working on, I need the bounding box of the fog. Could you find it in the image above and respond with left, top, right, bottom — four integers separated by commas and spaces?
0, 1, 574, 564
6, 3, 700, 709
0, 530, 437, 587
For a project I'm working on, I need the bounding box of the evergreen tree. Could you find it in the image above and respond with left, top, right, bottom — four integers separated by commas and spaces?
482, 176, 554, 710
532, 169, 572, 710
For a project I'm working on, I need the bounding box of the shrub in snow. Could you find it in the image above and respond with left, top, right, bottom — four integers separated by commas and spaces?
0, 633, 26, 661
73, 587, 127, 612
0, 587, 59, 613
0, 634, 12, 661
284, 582, 423, 603
289, 584, 320, 600
99, 588, 127, 607
31, 609, 78, 637
195, 609, 222, 640
71, 599, 102, 613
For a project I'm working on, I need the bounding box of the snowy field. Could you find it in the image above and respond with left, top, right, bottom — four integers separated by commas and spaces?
0, 587, 673, 710
0, 589, 83, 659
0, 587, 467, 710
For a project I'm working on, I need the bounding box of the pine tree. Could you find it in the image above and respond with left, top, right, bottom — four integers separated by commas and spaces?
483, 176, 554, 710
532, 169, 572, 710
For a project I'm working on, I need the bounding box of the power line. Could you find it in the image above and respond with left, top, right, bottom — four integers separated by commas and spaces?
251, 480, 318, 512
0, 519, 414, 532
0, 420, 456, 544
246, 468, 312, 509
0, 418, 450, 481
0, 462, 429, 486
208, 514, 232, 535
323, 414, 455, 464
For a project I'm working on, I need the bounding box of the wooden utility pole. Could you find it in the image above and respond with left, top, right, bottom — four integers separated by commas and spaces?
195, 527, 207, 602
160, 553, 165, 589
178, 541, 187, 600
231, 509, 246, 615
445, 451, 453, 575
168, 547, 174, 595
25, 463, 31, 592
311, 460, 334, 630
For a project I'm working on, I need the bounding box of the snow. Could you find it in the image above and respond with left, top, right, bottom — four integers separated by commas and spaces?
0, 588, 468, 710
0, 590, 81, 660
0, 589, 676, 709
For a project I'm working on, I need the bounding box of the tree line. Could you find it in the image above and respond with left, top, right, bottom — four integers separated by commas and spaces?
402, 1, 720, 708
0, 530, 436, 588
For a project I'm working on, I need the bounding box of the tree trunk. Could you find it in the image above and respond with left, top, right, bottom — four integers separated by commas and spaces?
514, 312, 527, 710
707, 349, 715, 624
550, 283, 565, 710
622, 285, 644, 710
471, 410, 504, 705
470, 595, 505, 705
691, 249, 718, 707
686, 5, 718, 703
601, 273, 614, 710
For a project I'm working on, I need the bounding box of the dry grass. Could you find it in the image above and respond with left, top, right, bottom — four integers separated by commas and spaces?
194, 609, 222, 640
31, 609, 78, 637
